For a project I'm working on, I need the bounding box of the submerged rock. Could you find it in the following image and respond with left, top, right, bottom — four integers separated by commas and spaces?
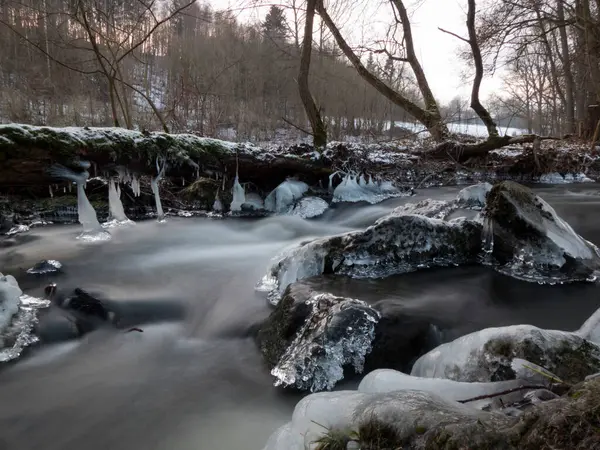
258, 209, 482, 303
484, 181, 600, 283
258, 285, 379, 392
411, 321, 600, 384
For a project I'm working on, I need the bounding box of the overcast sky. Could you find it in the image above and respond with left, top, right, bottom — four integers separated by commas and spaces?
208, 0, 503, 103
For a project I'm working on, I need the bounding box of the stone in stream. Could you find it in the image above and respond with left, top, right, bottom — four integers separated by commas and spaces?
262, 374, 600, 450
26, 260, 62, 276
256, 284, 440, 391
484, 180, 600, 283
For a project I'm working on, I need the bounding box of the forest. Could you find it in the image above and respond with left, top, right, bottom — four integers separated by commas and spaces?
0, 0, 598, 148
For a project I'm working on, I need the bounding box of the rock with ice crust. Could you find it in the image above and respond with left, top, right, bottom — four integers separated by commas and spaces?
456, 182, 493, 209
0, 273, 21, 335
257, 209, 482, 304
411, 320, 600, 384
259, 286, 379, 392
257, 284, 440, 391
289, 196, 329, 219
484, 181, 600, 283
264, 179, 309, 213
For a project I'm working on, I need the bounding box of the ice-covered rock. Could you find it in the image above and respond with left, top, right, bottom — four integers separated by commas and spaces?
411, 322, 600, 384
263, 389, 515, 450
484, 181, 600, 283
264, 180, 309, 213
0, 273, 50, 362
288, 197, 329, 219
5, 224, 30, 236
257, 210, 482, 304
26, 260, 62, 275
576, 306, 600, 345
456, 182, 493, 209
267, 291, 379, 392
257, 284, 441, 390
332, 174, 410, 204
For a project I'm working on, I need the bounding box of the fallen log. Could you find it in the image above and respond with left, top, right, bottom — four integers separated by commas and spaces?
0, 124, 331, 194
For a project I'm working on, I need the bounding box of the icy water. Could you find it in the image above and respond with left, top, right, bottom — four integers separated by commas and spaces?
1, 184, 600, 450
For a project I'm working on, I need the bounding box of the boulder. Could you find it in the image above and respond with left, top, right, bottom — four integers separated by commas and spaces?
262, 376, 600, 450
411, 322, 600, 385
484, 181, 600, 283
256, 284, 440, 391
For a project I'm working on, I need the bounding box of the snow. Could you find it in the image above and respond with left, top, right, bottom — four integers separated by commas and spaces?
230, 175, 246, 212
264, 180, 309, 213
332, 174, 408, 204
289, 197, 329, 219
271, 293, 379, 392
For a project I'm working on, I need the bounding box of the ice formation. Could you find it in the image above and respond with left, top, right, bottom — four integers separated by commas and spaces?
257, 211, 482, 304
230, 175, 246, 212
130, 175, 141, 197
264, 180, 309, 213
104, 179, 133, 227
271, 293, 379, 392
332, 173, 408, 204
212, 188, 223, 212
577, 305, 600, 345
358, 369, 539, 409
151, 157, 166, 222
289, 197, 329, 219
47, 162, 110, 241
0, 273, 50, 362
456, 182, 493, 209
538, 172, 594, 184
411, 322, 600, 383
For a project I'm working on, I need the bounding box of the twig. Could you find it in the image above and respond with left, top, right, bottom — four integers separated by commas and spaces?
281, 116, 313, 136
458, 384, 549, 404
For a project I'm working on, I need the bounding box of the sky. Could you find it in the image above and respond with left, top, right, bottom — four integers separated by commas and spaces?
208, 0, 504, 103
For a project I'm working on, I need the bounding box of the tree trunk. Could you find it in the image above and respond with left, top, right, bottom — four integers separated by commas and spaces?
557, 0, 575, 133
298, 0, 327, 147
316, 1, 448, 140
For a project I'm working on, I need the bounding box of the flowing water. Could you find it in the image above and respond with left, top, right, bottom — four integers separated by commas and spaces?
1, 184, 600, 450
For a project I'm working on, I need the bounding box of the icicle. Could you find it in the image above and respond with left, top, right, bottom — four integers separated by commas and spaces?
105, 179, 133, 228
182, 177, 185, 187
481, 217, 494, 264
130, 175, 141, 197
47, 162, 110, 241
63, 186, 66, 193
151, 156, 166, 222
49, 185, 53, 198
230, 153, 245, 212
68, 182, 72, 193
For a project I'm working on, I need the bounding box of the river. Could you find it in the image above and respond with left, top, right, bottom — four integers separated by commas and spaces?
0, 184, 599, 450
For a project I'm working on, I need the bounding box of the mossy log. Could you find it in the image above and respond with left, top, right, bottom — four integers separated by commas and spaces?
0, 124, 331, 194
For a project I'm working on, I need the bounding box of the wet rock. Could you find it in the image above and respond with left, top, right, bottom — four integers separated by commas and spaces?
258, 285, 379, 392
484, 181, 600, 283
257, 284, 439, 390
411, 323, 600, 385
